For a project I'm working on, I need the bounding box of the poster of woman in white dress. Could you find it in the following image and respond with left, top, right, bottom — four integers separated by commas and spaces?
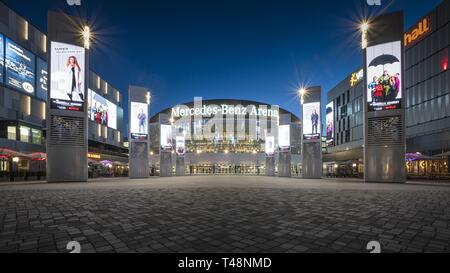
50, 41, 85, 111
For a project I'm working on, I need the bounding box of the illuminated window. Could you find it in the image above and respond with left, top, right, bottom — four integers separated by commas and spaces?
7, 126, 16, 140
105, 82, 108, 94
441, 48, 448, 71
104, 126, 108, 139
19, 126, 30, 143
97, 76, 101, 89
97, 124, 101, 137
117, 131, 121, 143
32, 129, 42, 145
116, 91, 120, 103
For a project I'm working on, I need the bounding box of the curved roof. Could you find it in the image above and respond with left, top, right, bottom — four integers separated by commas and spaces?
150, 99, 301, 123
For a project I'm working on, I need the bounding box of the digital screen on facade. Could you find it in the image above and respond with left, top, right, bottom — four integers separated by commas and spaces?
366, 41, 402, 112
130, 102, 148, 140
36, 58, 48, 101
303, 102, 321, 140
5, 38, 35, 95
278, 125, 290, 150
161, 125, 173, 151
0, 35, 4, 84
50, 41, 86, 112
176, 136, 186, 156
265, 136, 275, 155
88, 89, 118, 130
325, 102, 334, 146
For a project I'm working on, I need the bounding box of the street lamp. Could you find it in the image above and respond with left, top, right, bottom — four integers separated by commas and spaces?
298, 87, 307, 105
360, 20, 370, 49
82, 25, 91, 49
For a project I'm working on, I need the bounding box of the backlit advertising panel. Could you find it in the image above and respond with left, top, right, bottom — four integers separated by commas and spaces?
50, 41, 85, 112
278, 125, 290, 150
265, 136, 275, 156
88, 89, 118, 130
366, 41, 402, 112
325, 102, 334, 146
5, 38, 35, 94
303, 102, 321, 140
130, 102, 148, 140
161, 125, 173, 151
36, 58, 48, 101
0, 35, 4, 84
176, 136, 186, 156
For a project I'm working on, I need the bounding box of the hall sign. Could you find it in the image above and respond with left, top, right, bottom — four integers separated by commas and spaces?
404, 18, 430, 48
172, 105, 280, 118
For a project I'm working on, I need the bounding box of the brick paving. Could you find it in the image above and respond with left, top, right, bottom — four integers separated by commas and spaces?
0, 176, 450, 253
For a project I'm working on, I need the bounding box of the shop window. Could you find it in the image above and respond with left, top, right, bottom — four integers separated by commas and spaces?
7, 126, 16, 140
32, 129, 42, 145
0, 160, 9, 172
20, 126, 30, 143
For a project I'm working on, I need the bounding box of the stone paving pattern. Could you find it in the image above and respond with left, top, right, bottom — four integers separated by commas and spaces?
0, 176, 450, 253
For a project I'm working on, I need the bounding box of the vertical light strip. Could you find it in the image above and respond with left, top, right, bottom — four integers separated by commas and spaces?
25, 96, 31, 115
24, 20, 29, 40
42, 35, 47, 53
41, 102, 46, 120
97, 76, 101, 89
97, 124, 101, 137
105, 82, 108, 94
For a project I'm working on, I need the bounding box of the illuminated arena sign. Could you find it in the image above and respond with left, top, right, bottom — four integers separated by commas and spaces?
171, 105, 280, 118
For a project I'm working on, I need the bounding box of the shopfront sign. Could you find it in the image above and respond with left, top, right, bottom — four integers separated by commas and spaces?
88, 153, 101, 160
404, 18, 430, 48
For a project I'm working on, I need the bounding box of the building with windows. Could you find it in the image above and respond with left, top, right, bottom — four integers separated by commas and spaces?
148, 99, 302, 176
0, 2, 128, 181
324, 0, 450, 179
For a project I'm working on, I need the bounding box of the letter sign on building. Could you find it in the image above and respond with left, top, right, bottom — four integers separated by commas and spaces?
404, 18, 430, 48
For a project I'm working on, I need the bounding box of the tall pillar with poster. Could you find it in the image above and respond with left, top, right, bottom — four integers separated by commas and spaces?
160, 114, 174, 177
128, 86, 151, 179
175, 135, 186, 176
46, 11, 89, 182
265, 135, 275, 176
363, 12, 406, 183
301, 87, 322, 179
277, 114, 292, 177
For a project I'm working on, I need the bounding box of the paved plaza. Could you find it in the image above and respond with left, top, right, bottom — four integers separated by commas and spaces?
0, 176, 450, 253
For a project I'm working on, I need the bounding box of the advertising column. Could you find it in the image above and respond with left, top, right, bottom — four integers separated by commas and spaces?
363, 12, 406, 183
46, 11, 89, 182
277, 115, 292, 177
302, 87, 322, 179
128, 86, 151, 179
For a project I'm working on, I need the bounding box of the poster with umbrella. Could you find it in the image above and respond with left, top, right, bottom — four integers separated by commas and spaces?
366, 41, 402, 111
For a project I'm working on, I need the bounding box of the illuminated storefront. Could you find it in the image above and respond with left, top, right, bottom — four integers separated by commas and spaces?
0, 2, 128, 181
149, 99, 302, 176
324, 0, 450, 179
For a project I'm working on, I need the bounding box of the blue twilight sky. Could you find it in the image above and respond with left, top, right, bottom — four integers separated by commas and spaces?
2, 0, 443, 125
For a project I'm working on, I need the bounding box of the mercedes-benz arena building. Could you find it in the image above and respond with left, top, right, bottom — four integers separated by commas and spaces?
149, 99, 302, 176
